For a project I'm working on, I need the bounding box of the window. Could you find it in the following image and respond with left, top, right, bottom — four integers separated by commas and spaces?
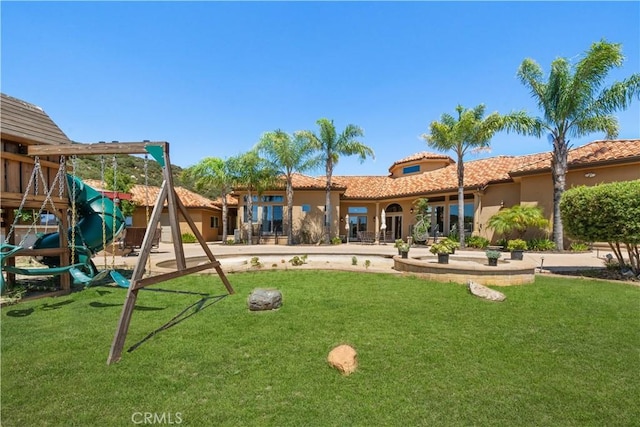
301, 204, 311, 213
402, 165, 420, 174
210, 216, 219, 228
261, 205, 283, 234
348, 207, 367, 214
243, 205, 258, 222
262, 195, 284, 203
449, 203, 474, 234
347, 207, 368, 239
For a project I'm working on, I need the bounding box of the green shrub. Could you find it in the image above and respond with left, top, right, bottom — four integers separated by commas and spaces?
528, 238, 556, 251
430, 242, 452, 254
570, 242, 590, 252
289, 256, 306, 266
225, 238, 235, 245
351, 256, 358, 266
485, 250, 502, 259
250, 257, 263, 268
181, 233, 196, 243
561, 180, 640, 273
364, 260, 371, 269
467, 236, 490, 249
507, 239, 528, 251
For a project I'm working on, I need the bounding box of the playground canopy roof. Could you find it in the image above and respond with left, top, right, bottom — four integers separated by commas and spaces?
0, 93, 72, 146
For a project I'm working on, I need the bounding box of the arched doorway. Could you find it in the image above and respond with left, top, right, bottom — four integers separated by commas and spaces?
385, 203, 403, 240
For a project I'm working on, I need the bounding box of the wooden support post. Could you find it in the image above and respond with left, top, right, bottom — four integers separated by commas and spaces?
106, 142, 234, 364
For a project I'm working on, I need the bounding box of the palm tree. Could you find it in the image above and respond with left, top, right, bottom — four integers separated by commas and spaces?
300, 118, 374, 243
423, 104, 509, 248
487, 205, 550, 240
181, 157, 234, 243
228, 150, 277, 245
256, 130, 320, 245
514, 40, 640, 249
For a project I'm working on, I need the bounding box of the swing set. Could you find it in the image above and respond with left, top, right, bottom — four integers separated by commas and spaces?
0, 153, 128, 292
3, 141, 234, 364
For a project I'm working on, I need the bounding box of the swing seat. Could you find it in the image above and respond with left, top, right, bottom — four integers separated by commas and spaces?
68, 268, 110, 286
110, 270, 131, 288
0, 244, 23, 262
2, 262, 89, 277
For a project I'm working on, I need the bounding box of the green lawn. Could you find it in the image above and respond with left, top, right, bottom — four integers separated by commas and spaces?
2, 271, 638, 426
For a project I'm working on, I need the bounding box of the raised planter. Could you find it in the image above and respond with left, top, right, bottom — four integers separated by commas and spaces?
393, 255, 536, 286
488, 257, 498, 266
510, 250, 524, 261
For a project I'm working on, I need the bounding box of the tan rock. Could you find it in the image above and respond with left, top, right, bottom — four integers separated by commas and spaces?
327, 344, 358, 375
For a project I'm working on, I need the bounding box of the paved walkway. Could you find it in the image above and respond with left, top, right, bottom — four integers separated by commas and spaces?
106, 241, 609, 275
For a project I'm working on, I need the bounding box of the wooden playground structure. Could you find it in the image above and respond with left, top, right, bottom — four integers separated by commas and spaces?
2, 140, 234, 364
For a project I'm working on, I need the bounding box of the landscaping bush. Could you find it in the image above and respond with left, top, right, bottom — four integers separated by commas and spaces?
528, 238, 556, 251
467, 236, 490, 249
561, 180, 640, 274
181, 233, 196, 243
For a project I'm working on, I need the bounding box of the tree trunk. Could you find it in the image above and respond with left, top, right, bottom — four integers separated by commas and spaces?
221, 194, 228, 243
286, 180, 294, 245
457, 157, 465, 248
551, 138, 568, 251
246, 189, 253, 245
324, 158, 332, 244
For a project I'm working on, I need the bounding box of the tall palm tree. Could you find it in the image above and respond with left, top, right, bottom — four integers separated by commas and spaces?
181, 157, 234, 242
256, 130, 320, 245
423, 104, 510, 248
300, 118, 374, 243
228, 150, 277, 245
515, 40, 640, 249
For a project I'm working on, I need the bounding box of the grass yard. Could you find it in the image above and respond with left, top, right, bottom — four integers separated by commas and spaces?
1, 271, 639, 426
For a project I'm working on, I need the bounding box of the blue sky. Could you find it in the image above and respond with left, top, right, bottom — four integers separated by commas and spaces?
2, 1, 638, 176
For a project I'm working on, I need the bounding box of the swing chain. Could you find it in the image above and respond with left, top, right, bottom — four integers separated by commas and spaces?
70, 156, 78, 263
111, 155, 118, 270
5, 157, 40, 244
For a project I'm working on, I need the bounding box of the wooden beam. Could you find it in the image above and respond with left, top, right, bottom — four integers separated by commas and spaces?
0, 152, 63, 169
132, 262, 222, 290
28, 141, 168, 157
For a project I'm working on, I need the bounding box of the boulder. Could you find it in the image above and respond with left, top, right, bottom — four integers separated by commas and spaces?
327, 344, 358, 375
467, 280, 506, 302
248, 288, 282, 311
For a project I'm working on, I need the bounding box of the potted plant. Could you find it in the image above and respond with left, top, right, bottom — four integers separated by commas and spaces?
394, 239, 405, 255
485, 249, 502, 266
443, 238, 460, 254
507, 238, 528, 260
399, 243, 410, 259
430, 242, 452, 264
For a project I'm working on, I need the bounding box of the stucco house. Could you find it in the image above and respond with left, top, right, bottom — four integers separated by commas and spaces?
233, 139, 640, 247
82, 179, 237, 242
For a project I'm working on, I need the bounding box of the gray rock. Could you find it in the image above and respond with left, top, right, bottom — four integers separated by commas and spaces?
248, 288, 282, 311
467, 280, 506, 302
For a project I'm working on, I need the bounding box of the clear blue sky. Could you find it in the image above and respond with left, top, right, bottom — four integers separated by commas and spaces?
2, 1, 638, 176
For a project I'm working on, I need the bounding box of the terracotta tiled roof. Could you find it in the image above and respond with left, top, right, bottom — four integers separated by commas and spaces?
389, 151, 455, 171
252, 173, 346, 191
510, 139, 640, 175
83, 179, 221, 209
212, 194, 238, 207
339, 139, 639, 199
1, 93, 72, 146
339, 176, 395, 199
